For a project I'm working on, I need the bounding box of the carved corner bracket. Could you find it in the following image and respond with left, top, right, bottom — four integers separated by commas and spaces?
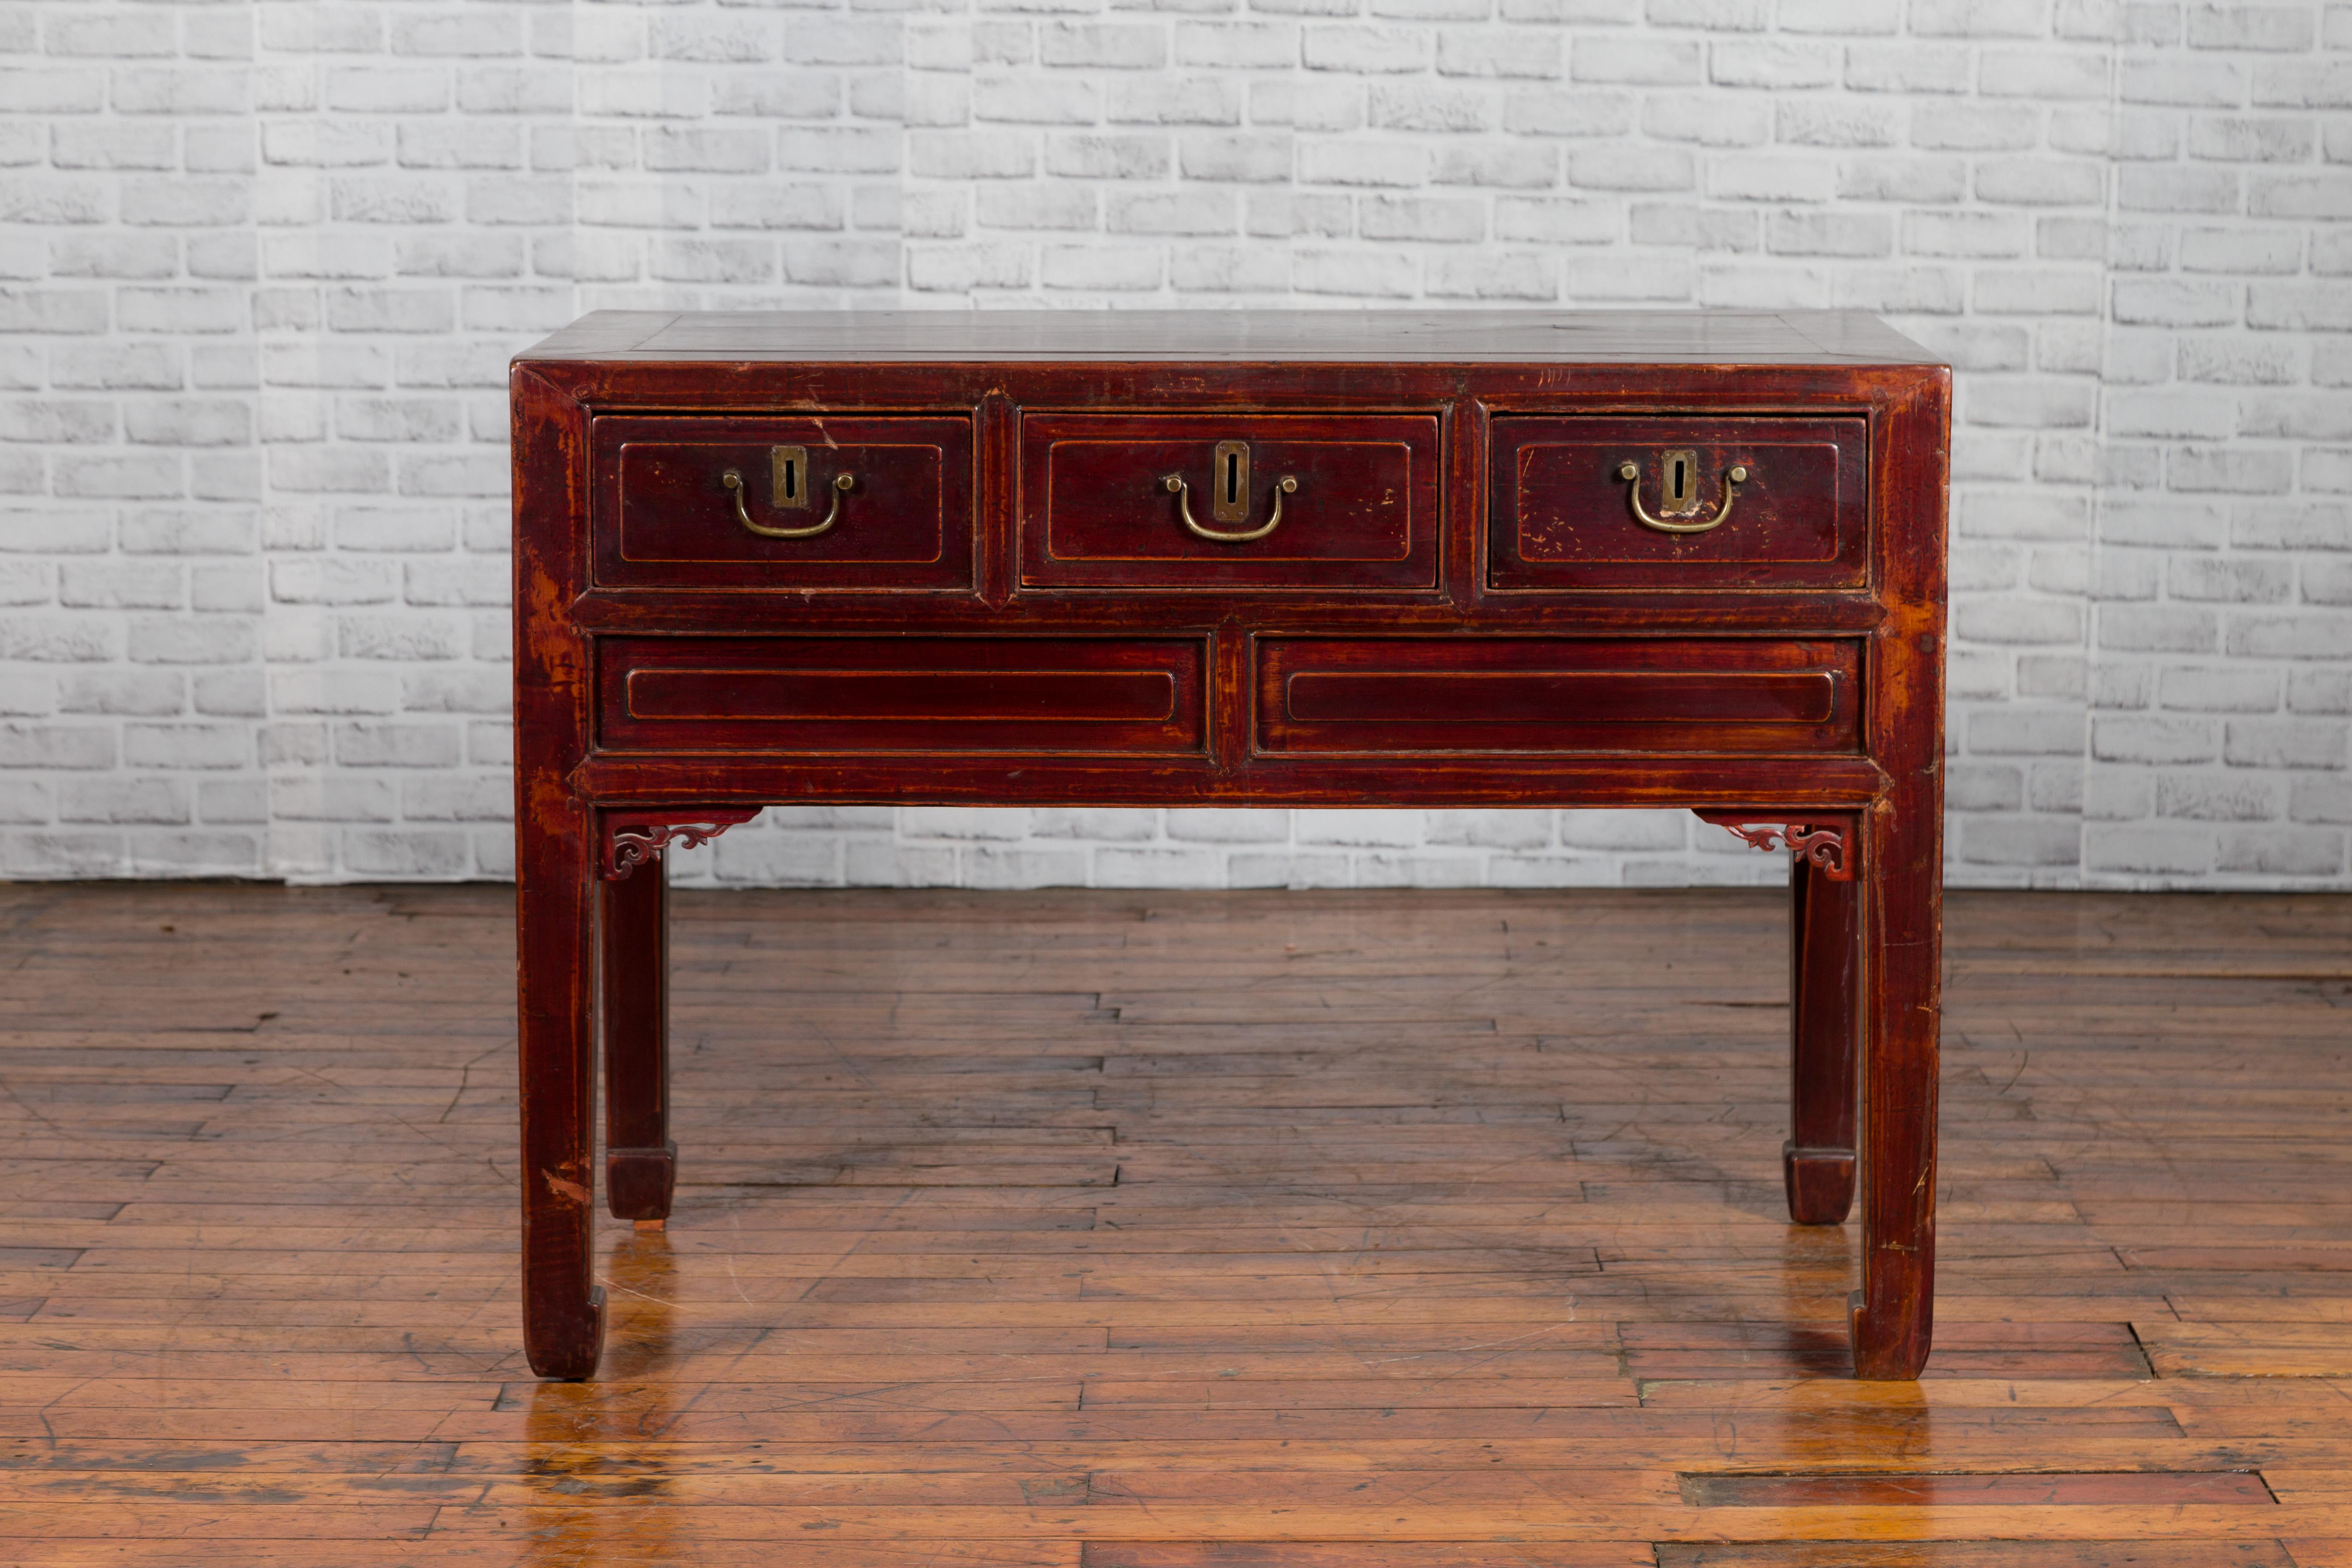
602, 809, 761, 880
1696, 812, 1856, 881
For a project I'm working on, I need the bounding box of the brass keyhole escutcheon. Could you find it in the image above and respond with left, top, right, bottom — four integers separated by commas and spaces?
1663, 449, 1697, 516
724, 444, 855, 540
1615, 453, 1751, 536
1212, 440, 1250, 526
772, 445, 809, 510
1162, 438, 1299, 545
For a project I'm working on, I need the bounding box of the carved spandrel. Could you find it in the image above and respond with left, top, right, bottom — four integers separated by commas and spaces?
602, 811, 760, 880
1696, 812, 1855, 881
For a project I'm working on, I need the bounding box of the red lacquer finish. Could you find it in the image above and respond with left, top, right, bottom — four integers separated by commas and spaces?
1257, 637, 1862, 756
592, 413, 976, 593
600, 858, 673, 1222
511, 309, 1949, 1381
1786, 850, 1861, 1222
597, 635, 1209, 755
1020, 412, 1441, 591
1490, 415, 1868, 591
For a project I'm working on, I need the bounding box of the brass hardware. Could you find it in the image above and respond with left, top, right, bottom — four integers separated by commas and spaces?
771, 445, 811, 510
1163, 470, 1298, 543
1661, 449, 1699, 517
1617, 456, 1749, 536
1211, 440, 1251, 525
725, 461, 853, 540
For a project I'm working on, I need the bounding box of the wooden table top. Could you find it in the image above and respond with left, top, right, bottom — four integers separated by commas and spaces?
515, 309, 1945, 366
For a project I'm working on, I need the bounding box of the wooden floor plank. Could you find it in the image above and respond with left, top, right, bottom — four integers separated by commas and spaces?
2, 882, 2349, 1565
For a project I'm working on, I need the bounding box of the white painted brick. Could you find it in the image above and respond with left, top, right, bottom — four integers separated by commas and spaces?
1094, 845, 1224, 887
962, 844, 1087, 891
1502, 88, 1636, 138
1430, 143, 1557, 189
1353, 850, 1486, 888
1559, 808, 1688, 850
1294, 808, 1424, 847
1292, 248, 1416, 296
1302, 25, 1429, 74
1973, 707, 2089, 754
2226, 718, 2351, 769
2215, 826, 2344, 877
2187, 5, 2319, 52
1646, 97, 1773, 147
1300, 141, 1425, 187
1571, 36, 1701, 85
1174, 22, 1296, 70
2291, 776, 2352, 822
1360, 194, 1482, 242
1225, 851, 1353, 889
0, 2, 2338, 891
1428, 250, 1557, 298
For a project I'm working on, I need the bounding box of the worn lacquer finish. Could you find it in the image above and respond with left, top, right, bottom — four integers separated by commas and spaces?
1490, 414, 1869, 591
1786, 853, 1861, 1223
512, 364, 604, 1381
511, 309, 1951, 1381
600, 858, 674, 1223
592, 412, 976, 593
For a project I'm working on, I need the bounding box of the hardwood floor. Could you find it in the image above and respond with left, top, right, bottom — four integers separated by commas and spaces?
3, 879, 2350, 1567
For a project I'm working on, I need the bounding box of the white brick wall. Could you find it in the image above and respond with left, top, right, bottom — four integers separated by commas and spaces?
3, 0, 2347, 890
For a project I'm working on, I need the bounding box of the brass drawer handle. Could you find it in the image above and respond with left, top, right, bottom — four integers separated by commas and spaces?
1619, 458, 1748, 536
1163, 472, 1297, 543
725, 468, 852, 540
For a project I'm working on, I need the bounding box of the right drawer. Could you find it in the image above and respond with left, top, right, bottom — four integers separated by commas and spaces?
1256, 637, 1862, 756
1489, 416, 1867, 591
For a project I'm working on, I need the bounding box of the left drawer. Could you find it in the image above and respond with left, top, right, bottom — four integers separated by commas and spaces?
597, 637, 1208, 755
590, 414, 975, 592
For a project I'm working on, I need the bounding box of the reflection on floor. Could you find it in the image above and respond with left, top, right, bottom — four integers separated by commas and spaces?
3, 882, 2351, 1566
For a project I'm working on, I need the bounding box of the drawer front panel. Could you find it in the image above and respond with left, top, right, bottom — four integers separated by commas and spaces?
598, 637, 1206, 754
1490, 416, 1867, 591
593, 414, 974, 591
1257, 638, 1862, 754
1021, 413, 1440, 591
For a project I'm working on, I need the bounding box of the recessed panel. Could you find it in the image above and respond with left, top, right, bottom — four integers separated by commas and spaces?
1022, 413, 1440, 591
1257, 638, 1863, 755
1491, 416, 1868, 591
599, 637, 1207, 754
592, 413, 975, 592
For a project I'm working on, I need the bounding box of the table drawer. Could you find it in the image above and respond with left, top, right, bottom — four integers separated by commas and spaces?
1021, 413, 1439, 591
1490, 416, 1867, 591
597, 636, 1207, 754
1256, 637, 1862, 754
592, 414, 974, 591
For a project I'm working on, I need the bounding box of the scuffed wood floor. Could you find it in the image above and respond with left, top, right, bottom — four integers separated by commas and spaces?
3, 882, 2351, 1567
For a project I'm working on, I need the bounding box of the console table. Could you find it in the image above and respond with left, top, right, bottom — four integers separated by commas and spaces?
510, 310, 1948, 1381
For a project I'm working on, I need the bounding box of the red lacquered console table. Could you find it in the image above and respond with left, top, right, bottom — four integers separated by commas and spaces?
510, 310, 1949, 1380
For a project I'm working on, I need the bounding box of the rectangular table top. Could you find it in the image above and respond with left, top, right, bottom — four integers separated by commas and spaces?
516, 309, 1943, 368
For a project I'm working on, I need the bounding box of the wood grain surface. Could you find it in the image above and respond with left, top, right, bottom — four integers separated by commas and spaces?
5, 881, 2351, 1566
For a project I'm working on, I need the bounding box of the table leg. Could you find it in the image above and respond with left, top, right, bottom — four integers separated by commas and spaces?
516, 802, 604, 1380
1850, 802, 1940, 1380
1785, 854, 1858, 1225
602, 857, 676, 1225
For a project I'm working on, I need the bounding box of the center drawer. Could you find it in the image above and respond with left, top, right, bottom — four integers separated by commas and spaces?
1020, 413, 1441, 591
597, 636, 1207, 754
